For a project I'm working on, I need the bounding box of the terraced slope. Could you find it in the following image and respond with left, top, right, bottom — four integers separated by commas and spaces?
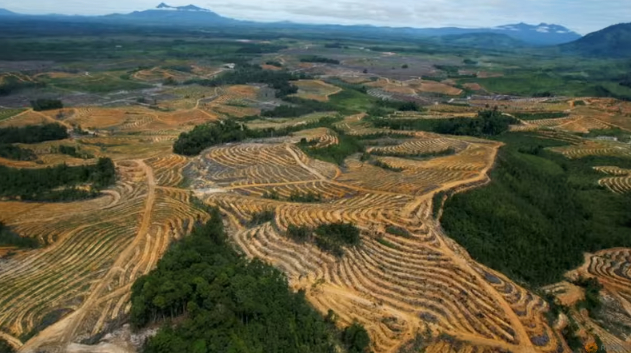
187, 137, 570, 353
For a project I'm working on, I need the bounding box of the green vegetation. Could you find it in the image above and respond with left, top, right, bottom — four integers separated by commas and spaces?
0, 338, 15, 353
385, 225, 411, 238
188, 64, 307, 98
173, 120, 263, 156
262, 190, 281, 200
440, 133, 631, 286
54, 145, 94, 159
0, 109, 25, 122
300, 56, 340, 65
512, 112, 569, 120
342, 322, 371, 353
265, 60, 283, 67
30, 99, 63, 111
299, 131, 364, 165
248, 209, 275, 226
369, 148, 456, 160
0, 77, 45, 96
0, 222, 39, 249
0, 123, 68, 144
371, 109, 518, 137
130, 208, 346, 353
289, 191, 322, 203
370, 159, 403, 172
574, 277, 603, 314
581, 128, 631, 142
0, 158, 116, 202
0, 144, 36, 161
432, 191, 446, 219
286, 222, 361, 257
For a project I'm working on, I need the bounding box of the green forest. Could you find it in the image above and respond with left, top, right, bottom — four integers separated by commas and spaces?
0, 158, 116, 201
440, 133, 631, 286
0, 123, 68, 144
370, 109, 518, 137
130, 207, 370, 353
0, 222, 39, 249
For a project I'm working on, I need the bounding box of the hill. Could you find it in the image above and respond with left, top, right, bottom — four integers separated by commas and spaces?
0, 8, 18, 16
561, 22, 631, 57
103, 3, 236, 25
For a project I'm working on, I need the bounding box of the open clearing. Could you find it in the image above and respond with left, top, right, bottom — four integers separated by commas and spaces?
1, 57, 631, 353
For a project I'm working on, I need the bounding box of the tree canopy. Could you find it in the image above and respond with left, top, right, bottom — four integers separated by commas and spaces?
131, 207, 352, 353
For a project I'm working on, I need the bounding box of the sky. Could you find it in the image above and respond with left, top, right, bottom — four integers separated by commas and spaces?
1, 0, 629, 34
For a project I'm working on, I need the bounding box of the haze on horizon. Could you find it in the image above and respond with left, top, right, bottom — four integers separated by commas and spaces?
1, 0, 629, 35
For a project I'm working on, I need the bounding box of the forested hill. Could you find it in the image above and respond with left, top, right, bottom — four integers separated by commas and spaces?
561, 23, 631, 57
130, 207, 371, 353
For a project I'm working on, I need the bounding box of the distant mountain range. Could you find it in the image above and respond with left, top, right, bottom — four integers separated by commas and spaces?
561, 23, 631, 57
0, 3, 587, 46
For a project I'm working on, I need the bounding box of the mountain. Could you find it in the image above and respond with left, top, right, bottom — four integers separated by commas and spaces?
492, 23, 580, 45
0, 8, 18, 16
0, 4, 581, 45
156, 3, 211, 12
103, 3, 236, 25
561, 23, 631, 57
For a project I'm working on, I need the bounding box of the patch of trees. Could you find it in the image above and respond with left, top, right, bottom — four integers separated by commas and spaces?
248, 209, 275, 226
289, 191, 322, 203
369, 159, 403, 172
342, 322, 371, 353
512, 112, 569, 121
370, 109, 517, 137
385, 225, 410, 238
0, 338, 15, 353
0, 157, 115, 202
0, 78, 46, 96
440, 133, 631, 286
0, 144, 36, 161
0, 123, 68, 144
286, 222, 361, 257
174, 116, 344, 156
30, 99, 63, 111
375, 99, 423, 112
54, 145, 94, 159
300, 56, 340, 65
173, 120, 263, 156
299, 131, 365, 165
265, 61, 283, 67
0, 221, 39, 249
130, 207, 353, 353
187, 64, 307, 98
369, 147, 456, 160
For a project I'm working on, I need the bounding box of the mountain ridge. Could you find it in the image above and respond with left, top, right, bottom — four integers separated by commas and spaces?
0, 4, 582, 45
561, 22, 631, 57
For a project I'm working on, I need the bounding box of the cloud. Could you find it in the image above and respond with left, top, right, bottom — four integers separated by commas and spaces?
1, 0, 630, 34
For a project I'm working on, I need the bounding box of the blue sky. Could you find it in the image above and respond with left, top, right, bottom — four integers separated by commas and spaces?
1, 0, 629, 34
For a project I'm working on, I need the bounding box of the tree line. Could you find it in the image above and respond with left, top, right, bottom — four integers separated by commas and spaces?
440, 133, 631, 286
30, 99, 63, 111
286, 222, 361, 257
0, 157, 115, 202
130, 207, 370, 353
0, 123, 68, 144
174, 117, 343, 156
370, 109, 518, 137
0, 221, 39, 249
